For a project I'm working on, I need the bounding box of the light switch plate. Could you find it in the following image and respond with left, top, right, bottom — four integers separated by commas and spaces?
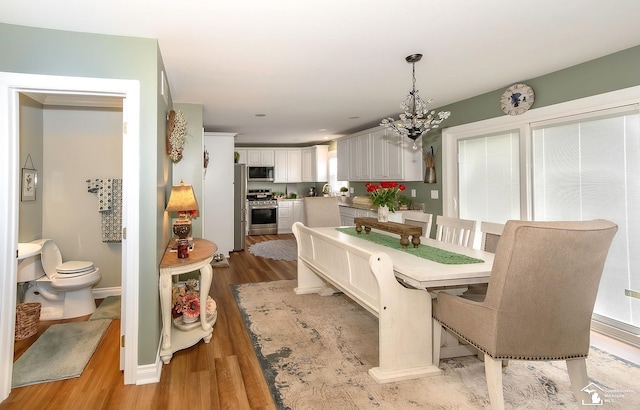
411, 189, 416, 198
350, 187, 354, 193
431, 190, 439, 199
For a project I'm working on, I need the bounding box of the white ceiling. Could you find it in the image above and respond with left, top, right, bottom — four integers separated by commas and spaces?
3, 1, 640, 145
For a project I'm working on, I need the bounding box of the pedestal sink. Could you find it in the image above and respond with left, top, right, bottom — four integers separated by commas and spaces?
18, 242, 42, 260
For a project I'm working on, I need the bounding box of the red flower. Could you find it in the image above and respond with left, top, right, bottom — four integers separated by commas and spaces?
365, 181, 405, 212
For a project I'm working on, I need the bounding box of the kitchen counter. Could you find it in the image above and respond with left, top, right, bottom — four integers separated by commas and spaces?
337, 196, 377, 211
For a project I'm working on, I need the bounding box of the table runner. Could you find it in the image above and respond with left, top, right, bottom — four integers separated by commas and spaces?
336, 227, 484, 264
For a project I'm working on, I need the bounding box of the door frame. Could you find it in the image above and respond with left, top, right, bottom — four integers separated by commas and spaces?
0, 72, 141, 401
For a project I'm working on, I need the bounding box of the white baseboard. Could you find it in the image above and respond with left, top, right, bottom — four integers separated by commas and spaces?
135, 338, 163, 385
92, 286, 122, 299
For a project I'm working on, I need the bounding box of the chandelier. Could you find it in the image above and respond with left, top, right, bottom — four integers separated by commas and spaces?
380, 54, 451, 150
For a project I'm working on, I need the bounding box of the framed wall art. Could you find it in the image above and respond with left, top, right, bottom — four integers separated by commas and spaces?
21, 168, 37, 201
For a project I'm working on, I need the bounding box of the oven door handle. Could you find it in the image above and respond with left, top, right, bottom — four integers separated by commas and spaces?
249, 205, 278, 210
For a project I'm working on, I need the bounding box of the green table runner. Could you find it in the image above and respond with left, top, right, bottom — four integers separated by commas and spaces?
336, 227, 484, 265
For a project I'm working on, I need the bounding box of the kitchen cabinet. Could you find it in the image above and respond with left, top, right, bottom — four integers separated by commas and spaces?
336, 138, 350, 181
337, 125, 423, 181
301, 145, 329, 182
274, 149, 302, 183
277, 199, 304, 234
247, 149, 275, 166
235, 149, 247, 164
339, 205, 376, 226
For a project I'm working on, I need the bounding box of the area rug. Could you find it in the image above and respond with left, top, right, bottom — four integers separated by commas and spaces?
248, 239, 297, 261
89, 295, 121, 320
12, 319, 111, 388
233, 280, 640, 409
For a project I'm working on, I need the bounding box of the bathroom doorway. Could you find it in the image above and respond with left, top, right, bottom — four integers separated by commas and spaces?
0, 73, 141, 401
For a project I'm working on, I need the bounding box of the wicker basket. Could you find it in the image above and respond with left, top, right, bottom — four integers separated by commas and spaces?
15, 302, 41, 341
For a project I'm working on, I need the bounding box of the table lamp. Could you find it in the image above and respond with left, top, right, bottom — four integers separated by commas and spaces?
166, 181, 199, 239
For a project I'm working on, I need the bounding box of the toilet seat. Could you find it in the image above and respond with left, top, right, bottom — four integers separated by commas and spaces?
41, 240, 97, 279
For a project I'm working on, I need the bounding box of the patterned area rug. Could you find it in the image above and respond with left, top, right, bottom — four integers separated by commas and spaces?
248, 239, 297, 261
233, 280, 640, 409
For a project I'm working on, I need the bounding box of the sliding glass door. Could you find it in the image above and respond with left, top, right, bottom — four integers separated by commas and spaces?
447, 102, 640, 337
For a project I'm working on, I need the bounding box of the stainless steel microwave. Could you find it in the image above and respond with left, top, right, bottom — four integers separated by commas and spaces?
247, 166, 274, 182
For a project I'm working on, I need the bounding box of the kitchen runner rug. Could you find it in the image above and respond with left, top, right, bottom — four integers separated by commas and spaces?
248, 239, 297, 261
89, 295, 121, 320
336, 226, 483, 264
12, 319, 111, 388
233, 280, 640, 409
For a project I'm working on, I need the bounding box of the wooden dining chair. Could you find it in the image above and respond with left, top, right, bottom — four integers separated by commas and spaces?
435, 215, 476, 248
464, 221, 505, 298
433, 219, 618, 409
303, 197, 341, 227
402, 211, 433, 239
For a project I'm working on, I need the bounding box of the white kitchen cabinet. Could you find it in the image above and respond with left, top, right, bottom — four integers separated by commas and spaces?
277, 199, 303, 233
247, 149, 275, 166
274, 149, 302, 183
293, 199, 304, 225
337, 125, 422, 181
339, 206, 376, 226
277, 200, 293, 233
235, 148, 247, 164
301, 145, 329, 182
336, 138, 350, 181
203, 132, 236, 256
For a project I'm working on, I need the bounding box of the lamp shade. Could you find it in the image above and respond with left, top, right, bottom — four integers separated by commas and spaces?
166, 182, 199, 216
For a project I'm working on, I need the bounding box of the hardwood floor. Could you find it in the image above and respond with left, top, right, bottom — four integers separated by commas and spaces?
2, 234, 296, 410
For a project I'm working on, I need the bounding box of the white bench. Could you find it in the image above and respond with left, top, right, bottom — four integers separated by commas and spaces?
292, 222, 441, 383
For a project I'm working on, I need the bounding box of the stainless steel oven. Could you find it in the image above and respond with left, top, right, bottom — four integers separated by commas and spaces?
247, 189, 278, 235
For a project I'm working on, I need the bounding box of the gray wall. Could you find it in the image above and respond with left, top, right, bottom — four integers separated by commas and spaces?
1, 23, 171, 365
350, 44, 640, 223
18, 95, 44, 242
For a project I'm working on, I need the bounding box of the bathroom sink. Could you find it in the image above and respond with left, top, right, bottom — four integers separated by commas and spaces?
18, 243, 42, 260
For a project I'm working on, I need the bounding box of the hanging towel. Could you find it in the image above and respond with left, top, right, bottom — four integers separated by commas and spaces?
86, 178, 114, 212
87, 178, 122, 242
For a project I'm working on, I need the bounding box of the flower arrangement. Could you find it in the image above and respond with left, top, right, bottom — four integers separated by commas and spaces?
168, 110, 188, 163
174, 293, 200, 319
365, 181, 406, 212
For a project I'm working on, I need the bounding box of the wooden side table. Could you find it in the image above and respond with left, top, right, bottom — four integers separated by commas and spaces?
159, 238, 218, 364
354, 217, 423, 248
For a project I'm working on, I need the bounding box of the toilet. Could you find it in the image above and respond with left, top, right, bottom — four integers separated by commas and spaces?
19, 239, 102, 320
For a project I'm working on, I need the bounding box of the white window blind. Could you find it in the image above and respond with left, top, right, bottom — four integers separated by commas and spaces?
532, 107, 640, 329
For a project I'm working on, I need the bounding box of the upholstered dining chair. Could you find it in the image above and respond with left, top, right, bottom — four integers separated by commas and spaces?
432, 219, 618, 409
435, 215, 476, 248
402, 211, 433, 238
303, 197, 341, 227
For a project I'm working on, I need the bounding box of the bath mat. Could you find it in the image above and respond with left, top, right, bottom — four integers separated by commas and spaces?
89, 295, 121, 320
12, 319, 111, 388
248, 239, 297, 261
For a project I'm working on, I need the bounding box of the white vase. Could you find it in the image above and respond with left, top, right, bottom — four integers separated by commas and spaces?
182, 314, 198, 324
378, 205, 389, 222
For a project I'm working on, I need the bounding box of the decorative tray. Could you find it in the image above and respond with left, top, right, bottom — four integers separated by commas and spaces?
173, 310, 217, 331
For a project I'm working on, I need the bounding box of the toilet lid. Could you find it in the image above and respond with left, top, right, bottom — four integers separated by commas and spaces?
40, 240, 63, 278
56, 260, 95, 274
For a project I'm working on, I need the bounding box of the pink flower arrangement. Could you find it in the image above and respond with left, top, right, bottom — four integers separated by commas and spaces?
174, 293, 200, 319
365, 181, 406, 212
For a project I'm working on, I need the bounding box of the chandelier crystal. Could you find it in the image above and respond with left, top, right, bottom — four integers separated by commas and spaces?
381, 54, 451, 150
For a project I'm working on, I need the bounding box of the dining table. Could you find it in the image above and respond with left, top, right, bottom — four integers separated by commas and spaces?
292, 222, 495, 383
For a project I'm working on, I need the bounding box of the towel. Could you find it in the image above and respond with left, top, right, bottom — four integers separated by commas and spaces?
87, 178, 122, 242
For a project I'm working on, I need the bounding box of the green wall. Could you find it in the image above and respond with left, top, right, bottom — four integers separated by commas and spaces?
351, 44, 640, 226
0, 23, 172, 365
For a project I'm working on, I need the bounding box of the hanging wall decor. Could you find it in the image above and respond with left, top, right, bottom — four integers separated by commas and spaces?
166, 110, 188, 163
21, 154, 37, 201
424, 146, 437, 184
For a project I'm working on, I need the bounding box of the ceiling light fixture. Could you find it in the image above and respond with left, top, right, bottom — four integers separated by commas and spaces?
381, 53, 451, 150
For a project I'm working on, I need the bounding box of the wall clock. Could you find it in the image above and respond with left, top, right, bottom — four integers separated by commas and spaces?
500, 83, 535, 115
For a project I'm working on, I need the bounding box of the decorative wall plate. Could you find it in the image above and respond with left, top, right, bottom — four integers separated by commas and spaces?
500, 83, 535, 115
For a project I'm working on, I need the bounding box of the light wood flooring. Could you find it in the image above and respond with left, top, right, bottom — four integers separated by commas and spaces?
2, 234, 295, 410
